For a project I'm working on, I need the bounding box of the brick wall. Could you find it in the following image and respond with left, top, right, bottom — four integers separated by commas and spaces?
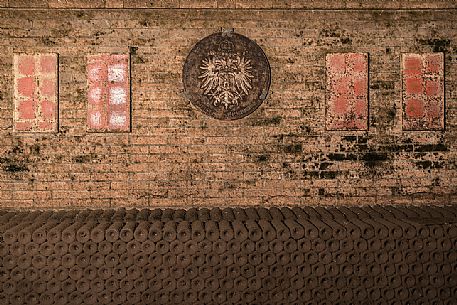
0, 2, 456, 208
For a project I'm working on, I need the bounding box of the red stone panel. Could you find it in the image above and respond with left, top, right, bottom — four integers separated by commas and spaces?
39, 54, 57, 74
87, 54, 130, 132
13, 53, 58, 132
17, 55, 35, 76
17, 77, 36, 97
402, 53, 444, 130
326, 53, 368, 131
17, 100, 36, 120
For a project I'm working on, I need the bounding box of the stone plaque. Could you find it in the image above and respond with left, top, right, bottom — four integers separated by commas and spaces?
183, 31, 271, 120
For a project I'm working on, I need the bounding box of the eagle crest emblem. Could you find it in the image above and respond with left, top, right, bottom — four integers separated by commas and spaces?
199, 54, 254, 109
183, 32, 271, 120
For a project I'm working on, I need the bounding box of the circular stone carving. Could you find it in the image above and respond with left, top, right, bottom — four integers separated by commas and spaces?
183, 31, 271, 120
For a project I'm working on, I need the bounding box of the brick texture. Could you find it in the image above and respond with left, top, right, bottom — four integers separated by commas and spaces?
326, 53, 368, 131
0, 8, 457, 208
402, 53, 444, 130
5, 0, 457, 9
13, 53, 58, 133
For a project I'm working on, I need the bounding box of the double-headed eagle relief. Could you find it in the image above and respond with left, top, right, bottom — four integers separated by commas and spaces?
183, 31, 271, 120
199, 55, 253, 109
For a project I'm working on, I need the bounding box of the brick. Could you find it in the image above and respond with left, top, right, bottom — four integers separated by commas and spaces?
105, 0, 123, 8
9, 0, 48, 7
326, 53, 368, 131
217, 0, 235, 8
123, 0, 179, 8
6, 0, 455, 8
180, 0, 217, 8
402, 53, 444, 130
47, 0, 105, 8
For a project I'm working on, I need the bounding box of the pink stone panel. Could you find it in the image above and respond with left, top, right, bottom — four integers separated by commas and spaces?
14, 121, 33, 132
17, 77, 36, 97
87, 55, 108, 130
425, 53, 443, 74
348, 53, 367, 73
40, 99, 56, 120
17, 100, 36, 120
40, 78, 56, 97
38, 121, 55, 132
405, 78, 423, 95
87, 56, 108, 84
88, 109, 106, 129
39, 54, 57, 74
14, 53, 58, 133
17, 55, 35, 76
353, 78, 367, 97
327, 53, 346, 74
405, 98, 425, 119
87, 54, 130, 132
108, 111, 129, 131
326, 53, 369, 131
402, 53, 444, 130
403, 55, 422, 77
333, 95, 349, 115
425, 80, 440, 96
88, 87, 104, 105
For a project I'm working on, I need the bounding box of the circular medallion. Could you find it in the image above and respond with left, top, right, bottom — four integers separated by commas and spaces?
183, 31, 271, 120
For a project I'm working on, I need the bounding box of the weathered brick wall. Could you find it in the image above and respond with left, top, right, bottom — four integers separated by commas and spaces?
0, 1, 456, 208
1, 0, 457, 9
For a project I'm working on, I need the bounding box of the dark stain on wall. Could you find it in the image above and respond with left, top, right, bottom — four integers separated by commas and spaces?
283, 144, 303, 154
0, 145, 30, 173
361, 152, 389, 167
415, 143, 448, 152
417, 38, 451, 52
250, 116, 282, 126
256, 154, 270, 163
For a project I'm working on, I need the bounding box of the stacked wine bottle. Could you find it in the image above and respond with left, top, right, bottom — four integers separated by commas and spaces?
1, 206, 457, 305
